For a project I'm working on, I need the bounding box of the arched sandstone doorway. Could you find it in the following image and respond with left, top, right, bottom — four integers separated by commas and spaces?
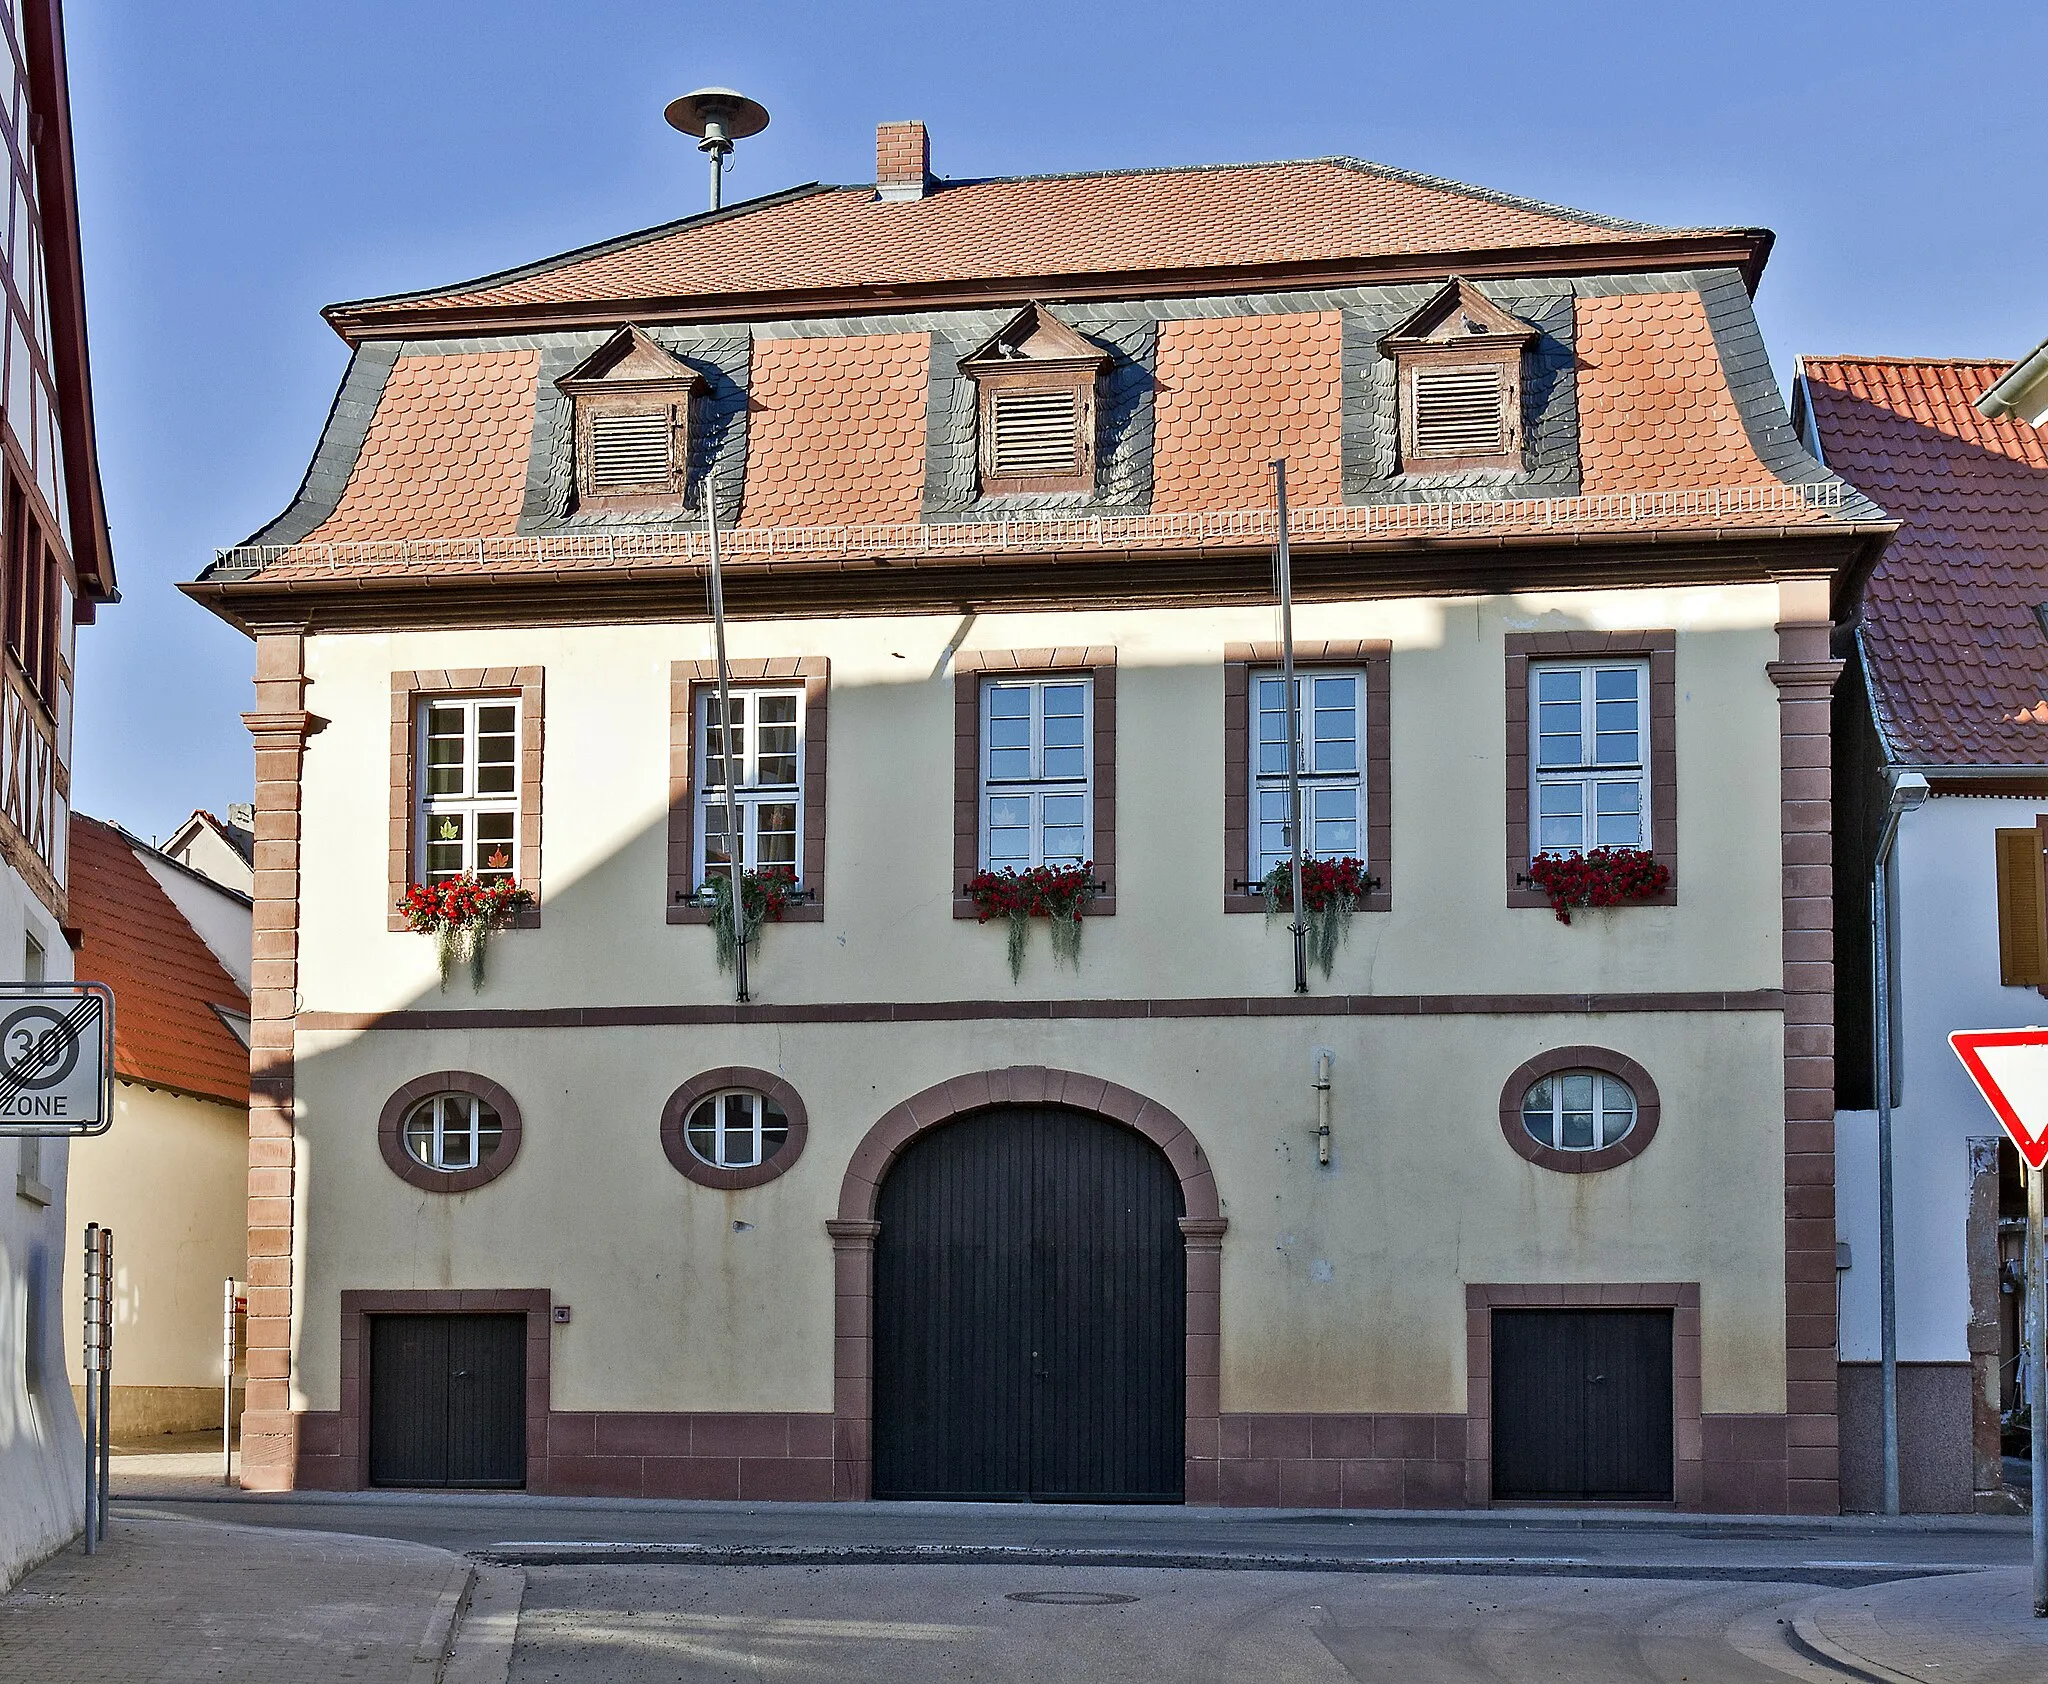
828, 1067, 1226, 1501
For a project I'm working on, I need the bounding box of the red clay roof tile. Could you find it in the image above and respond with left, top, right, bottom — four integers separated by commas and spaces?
341, 160, 1709, 323
1802, 355, 2048, 766
1152, 313, 1343, 511
69, 816, 249, 1108
1577, 293, 1770, 492
739, 334, 928, 526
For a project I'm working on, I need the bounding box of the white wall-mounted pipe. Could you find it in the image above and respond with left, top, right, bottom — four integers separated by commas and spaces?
1313, 1048, 1333, 1166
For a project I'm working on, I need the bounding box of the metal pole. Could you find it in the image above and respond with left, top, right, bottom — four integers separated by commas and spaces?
223, 1277, 237, 1487
1872, 820, 1902, 1516
1272, 459, 1307, 996
2028, 1158, 2045, 1617
81, 1222, 99, 1553
708, 147, 725, 211
706, 497, 749, 1004
98, 1228, 112, 1539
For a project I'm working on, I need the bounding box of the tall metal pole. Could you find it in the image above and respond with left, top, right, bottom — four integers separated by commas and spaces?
1871, 852, 1901, 1516
1272, 460, 1307, 996
2028, 1157, 2045, 1617
706, 143, 727, 211
706, 496, 749, 1005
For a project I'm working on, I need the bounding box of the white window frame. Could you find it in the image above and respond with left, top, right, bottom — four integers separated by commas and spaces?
693, 684, 807, 884
1520, 1071, 1637, 1153
684, 1089, 790, 1170
979, 675, 1094, 871
1249, 668, 1366, 880
402, 1093, 503, 1173
1528, 658, 1651, 859
415, 695, 521, 885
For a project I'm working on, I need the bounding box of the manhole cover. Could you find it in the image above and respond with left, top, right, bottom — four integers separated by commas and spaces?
1006, 1590, 1139, 1606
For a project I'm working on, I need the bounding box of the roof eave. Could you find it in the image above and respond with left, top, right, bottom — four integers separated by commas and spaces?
320, 230, 1776, 346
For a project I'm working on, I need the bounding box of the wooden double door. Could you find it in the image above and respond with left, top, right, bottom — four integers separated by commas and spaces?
367, 1313, 526, 1488
1490, 1308, 1674, 1501
872, 1105, 1186, 1502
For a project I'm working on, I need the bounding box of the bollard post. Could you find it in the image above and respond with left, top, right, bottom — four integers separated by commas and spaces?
222, 1277, 237, 1487
97, 1227, 113, 1540
81, 1222, 100, 1553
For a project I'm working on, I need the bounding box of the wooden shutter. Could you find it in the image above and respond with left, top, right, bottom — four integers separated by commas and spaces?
989, 389, 1079, 478
589, 411, 673, 491
1995, 826, 2047, 987
1411, 365, 1506, 456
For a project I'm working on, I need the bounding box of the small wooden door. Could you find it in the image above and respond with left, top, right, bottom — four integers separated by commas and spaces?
871, 1106, 1186, 1502
368, 1314, 526, 1488
1490, 1308, 1674, 1501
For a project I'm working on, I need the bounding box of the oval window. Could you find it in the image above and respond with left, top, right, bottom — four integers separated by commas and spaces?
684, 1090, 791, 1170
402, 1092, 505, 1173
1521, 1071, 1636, 1153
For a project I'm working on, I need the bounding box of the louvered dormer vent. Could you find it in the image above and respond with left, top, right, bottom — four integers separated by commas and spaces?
589, 411, 675, 491
990, 389, 1080, 479
1410, 366, 1507, 459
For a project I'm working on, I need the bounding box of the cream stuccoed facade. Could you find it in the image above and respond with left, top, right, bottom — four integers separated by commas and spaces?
274, 581, 1803, 1494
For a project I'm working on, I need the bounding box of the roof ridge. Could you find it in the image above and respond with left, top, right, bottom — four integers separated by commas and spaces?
1802, 353, 2016, 368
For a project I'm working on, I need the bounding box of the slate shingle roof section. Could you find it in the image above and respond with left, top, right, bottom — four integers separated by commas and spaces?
739, 334, 929, 526
302, 350, 539, 542
332, 158, 1725, 327
69, 816, 250, 1109
1152, 312, 1344, 511
1800, 355, 2048, 767
1578, 293, 1777, 492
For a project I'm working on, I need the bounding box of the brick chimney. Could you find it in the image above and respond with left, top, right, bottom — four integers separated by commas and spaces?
875, 120, 931, 202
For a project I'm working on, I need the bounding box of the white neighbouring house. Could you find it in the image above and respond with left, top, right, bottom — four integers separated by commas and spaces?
0, 0, 119, 1587
1796, 354, 2048, 1512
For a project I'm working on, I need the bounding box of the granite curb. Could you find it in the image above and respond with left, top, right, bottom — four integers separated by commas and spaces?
1791, 1568, 2046, 1684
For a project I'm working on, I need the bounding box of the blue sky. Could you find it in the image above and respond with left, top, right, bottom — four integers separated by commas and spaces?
61, 0, 2048, 842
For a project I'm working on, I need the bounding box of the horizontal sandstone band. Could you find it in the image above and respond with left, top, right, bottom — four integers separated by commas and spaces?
298, 988, 1783, 1033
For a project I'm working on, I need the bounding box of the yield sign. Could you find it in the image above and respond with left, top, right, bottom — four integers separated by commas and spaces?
1950, 1027, 2048, 1169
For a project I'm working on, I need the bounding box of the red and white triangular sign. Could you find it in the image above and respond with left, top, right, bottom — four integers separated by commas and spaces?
1950, 1028, 2048, 1169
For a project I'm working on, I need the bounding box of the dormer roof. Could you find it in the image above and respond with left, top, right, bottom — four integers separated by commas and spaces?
959, 303, 1109, 374
1378, 278, 1537, 355
556, 325, 707, 395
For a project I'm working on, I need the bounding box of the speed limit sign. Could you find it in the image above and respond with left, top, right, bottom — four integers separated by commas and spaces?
0, 981, 112, 1135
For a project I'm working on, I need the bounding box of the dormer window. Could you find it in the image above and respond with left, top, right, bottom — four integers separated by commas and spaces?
961, 302, 1108, 497
1380, 279, 1536, 475
557, 325, 706, 509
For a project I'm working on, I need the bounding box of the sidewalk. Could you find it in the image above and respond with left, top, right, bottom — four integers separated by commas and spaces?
0, 1514, 473, 1684
1794, 1569, 2048, 1684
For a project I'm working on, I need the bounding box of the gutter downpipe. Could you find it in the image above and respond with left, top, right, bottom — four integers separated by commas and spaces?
1871, 770, 1929, 1516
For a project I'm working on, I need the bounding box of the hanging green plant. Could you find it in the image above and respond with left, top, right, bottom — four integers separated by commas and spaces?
1260, 856, 1375, 979
965, 863, 1099, 982
699, 865, 799, 973
398, 863, 532, 992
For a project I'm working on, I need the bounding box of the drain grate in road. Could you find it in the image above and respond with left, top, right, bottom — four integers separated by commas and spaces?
1006, 1590, 1139, 1606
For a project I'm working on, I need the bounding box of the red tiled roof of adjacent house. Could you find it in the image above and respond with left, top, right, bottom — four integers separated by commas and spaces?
1801, 355, 2048, 766
334, 159, 1731, 325
739, 334, 929, 526
1152, 312, 1344, 511
303, 350, 539, 543
69, 816, 249, 1108
1578, 293, 1775, 492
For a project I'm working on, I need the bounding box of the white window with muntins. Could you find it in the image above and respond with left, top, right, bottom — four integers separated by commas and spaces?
416, 696, 520, 885
695, 686, 805, 880
403, 1092, 504, 1173
981, 677, 1092, 869
1530, 660, 1650, 857
1251, 671, 1363, 878
684, 1089, 790, 1170
1521, 1071, 1637, 1153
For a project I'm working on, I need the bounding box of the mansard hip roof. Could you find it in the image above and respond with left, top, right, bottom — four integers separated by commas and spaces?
1798, 354, 2048, 769
323, 157, 1770, 340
